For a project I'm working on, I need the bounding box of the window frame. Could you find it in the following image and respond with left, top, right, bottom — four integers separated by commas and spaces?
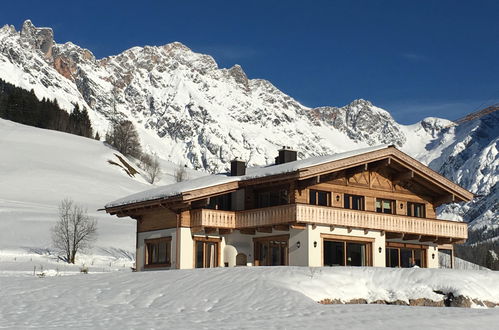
253, 235, 289, 266
309, 189, 331, 207
344, 194, 365, 211
144, 237, 172, 268
407, 202, 426, 218
321, 234, 373, 267
376, 198, 395, 214
193, 236, 221, 268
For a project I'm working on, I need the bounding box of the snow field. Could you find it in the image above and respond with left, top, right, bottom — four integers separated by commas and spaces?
0, 267, 498, 329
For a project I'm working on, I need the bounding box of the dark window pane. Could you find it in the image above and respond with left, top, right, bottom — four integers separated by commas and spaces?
324, 241, 345, 266
309, 190, 317, 205
347, 242, 366, 266
195, 242, 204, 268
344, 195, 350, 209
387, 248, 399, 267
413, 249, 422, 267
400, 248, 412, 268
317, 191, 329, 206
352, 195, 364, 210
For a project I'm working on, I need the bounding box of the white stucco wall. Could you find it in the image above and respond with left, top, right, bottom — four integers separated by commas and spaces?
137, 228, 177, 271
178, 227, 194, 269
427, 245, 439, 268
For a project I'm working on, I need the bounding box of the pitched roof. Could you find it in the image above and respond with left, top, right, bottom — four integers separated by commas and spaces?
105, 144, 391, 208
105, 144, 474, 210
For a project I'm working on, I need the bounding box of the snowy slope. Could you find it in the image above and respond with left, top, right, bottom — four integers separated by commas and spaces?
0, 118, 196, 254
0, 267, 498, 329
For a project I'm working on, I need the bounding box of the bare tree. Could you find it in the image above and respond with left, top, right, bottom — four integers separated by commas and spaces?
174, 163, 188, 182
51, 198, 97, 264
105, 120, 142, 158
141, 153, 162, 184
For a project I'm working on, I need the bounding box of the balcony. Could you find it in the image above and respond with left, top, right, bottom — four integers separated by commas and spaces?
190, 204, 468, 240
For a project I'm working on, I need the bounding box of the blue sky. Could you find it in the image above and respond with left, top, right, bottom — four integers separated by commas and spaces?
1, 0, 498, 124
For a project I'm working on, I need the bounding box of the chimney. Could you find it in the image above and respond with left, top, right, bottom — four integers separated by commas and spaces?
275, 146, 297, 165
230, 158, 246, 176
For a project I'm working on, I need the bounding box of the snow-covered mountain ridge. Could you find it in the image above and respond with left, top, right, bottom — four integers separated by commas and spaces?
0, 20, 497, 235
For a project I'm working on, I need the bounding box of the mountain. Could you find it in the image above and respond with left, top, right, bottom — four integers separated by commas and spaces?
0, 20, 497, 247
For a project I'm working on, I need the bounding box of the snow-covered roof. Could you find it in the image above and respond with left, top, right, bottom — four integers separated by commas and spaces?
105, 144, 391, 208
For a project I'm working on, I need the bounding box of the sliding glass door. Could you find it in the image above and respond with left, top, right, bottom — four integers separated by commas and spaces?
323, 236, 372, 266
385, 245, 426, 268
254, 235, 289, 266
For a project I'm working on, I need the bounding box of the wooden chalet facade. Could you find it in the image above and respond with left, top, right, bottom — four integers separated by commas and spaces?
104, 145, 473, 271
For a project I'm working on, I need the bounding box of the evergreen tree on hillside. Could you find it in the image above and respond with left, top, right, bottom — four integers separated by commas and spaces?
0, 78, 93, 139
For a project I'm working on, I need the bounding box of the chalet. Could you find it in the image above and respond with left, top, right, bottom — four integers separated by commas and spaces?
104, 145, 473, 271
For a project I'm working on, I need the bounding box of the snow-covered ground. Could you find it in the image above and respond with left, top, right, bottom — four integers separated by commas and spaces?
0, 267, 498, 329
0, 119, 201, 260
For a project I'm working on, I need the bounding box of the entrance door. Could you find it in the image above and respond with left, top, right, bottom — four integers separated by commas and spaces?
254, 235, 289, 266
322, 235, 372, 266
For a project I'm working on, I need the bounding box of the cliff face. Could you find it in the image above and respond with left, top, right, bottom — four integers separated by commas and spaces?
0, 20, 497, 237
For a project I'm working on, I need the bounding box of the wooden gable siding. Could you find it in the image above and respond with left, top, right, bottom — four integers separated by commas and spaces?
303, 166, 437, 218
137, 209, 177, 233
298, 147, 473, 202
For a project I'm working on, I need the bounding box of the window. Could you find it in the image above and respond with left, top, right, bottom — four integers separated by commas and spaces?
194, 237, 220, 268
256, 189, 289, 208
385, 244, 426, 268
145, 237, 171, 267
376, 199, 394, 214
207, 193, 232, 210
254, 235, 289, 266
407, 202, 425, 218
309, 190, 331, 206
344, 194, 365, 210
322, 235, 373, 267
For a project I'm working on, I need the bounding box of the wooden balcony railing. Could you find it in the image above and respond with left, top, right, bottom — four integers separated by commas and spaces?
190, 204, 468, 239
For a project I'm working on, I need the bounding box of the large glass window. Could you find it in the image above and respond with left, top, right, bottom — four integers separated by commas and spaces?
407, 202, 426, 218
207, 193, 232, 211
385, 245, 426, 268
256, 189, 288, 208
309, 190, 331, 206
376, 199, 394, 214
323, 238, 371, 266
344, 194, 365, 210
145, 237, 171, 267
194, 238, 220, 268
254, 235, 289, 266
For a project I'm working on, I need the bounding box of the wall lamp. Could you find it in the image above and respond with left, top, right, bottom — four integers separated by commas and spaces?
378, 247, 382, 253
336, 195, 340, 202
432, 253, 435, 259
313, 241, 317, 248
296, 241, 301, 249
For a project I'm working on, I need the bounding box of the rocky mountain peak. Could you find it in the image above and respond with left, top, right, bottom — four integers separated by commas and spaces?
19, 20, 54, 59
227, 64, 249, 90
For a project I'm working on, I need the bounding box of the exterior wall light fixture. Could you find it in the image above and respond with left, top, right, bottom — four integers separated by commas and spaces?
378, 247, 382, 253
336, 195, 340, 202
432, 253, 435, 259
314, 241, 317, 248
296, 241, 301, 249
